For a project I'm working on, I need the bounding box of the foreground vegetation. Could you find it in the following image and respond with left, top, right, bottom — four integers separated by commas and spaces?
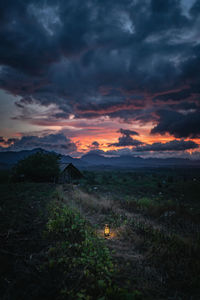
1, 168, 200, 299
81, 168, 200, 222
0, 182, 140, 299
76, 169, 200, 299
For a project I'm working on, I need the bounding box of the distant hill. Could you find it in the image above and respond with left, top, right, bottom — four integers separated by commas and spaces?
0, 148, 87, 169
0, 148, 48, 169
0, 148, 200, 169
81, 153, 200, 168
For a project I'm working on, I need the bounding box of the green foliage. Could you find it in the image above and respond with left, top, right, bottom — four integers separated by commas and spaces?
45, 200, 115, 299
0, 182, 142, 299
0, 169, 10, 183
130, 218, 200, 294
103, 211, 128, 228
45, 200, 142, 299
0, 183, 55, 300
0, 182, 54, 233
81, 169, 200, 221
79, 170, 200, 298
136, 197, 153, 209
2, 167, 200, 299
81, 169, 200, 211
11, 151, 60, 182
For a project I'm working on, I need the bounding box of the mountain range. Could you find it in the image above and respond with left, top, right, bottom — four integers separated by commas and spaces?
0, 148, 200, 170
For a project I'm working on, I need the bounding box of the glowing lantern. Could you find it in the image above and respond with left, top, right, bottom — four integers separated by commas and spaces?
104, 224, 110, 237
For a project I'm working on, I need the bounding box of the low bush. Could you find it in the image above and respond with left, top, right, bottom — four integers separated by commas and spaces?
130, 218, 200, 297
45, 200, 141, 299
11, 151, 60, 182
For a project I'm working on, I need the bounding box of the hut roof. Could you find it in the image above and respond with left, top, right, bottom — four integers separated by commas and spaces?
59, 163, 69, 172
59, 163, 83, 178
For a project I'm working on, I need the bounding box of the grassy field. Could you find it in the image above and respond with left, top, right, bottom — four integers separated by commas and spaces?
0, 169, 200, 299
0, 182, 140, 299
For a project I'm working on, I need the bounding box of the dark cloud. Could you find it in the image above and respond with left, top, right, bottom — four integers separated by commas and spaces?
118, 128, 139, 136
151, 109, 200, 138
103, 148, 133, 156
169, 101, 198, 111
0, 137, 17, 145
0, 0, 199, 139
85, 147, 135, 157
92, 141, 99, 147
109, 128, 143, 147
0, 133, 77, 154
5, 138, 18, 145
87, 141, 100, 151
110, 136, 143, 147
85, 139, 200, 157
154, 89, 192, 102
135, 139, 199, 152
84, 149, 105, 156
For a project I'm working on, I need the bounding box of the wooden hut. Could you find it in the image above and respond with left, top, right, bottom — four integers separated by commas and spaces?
59, 163, 83, 183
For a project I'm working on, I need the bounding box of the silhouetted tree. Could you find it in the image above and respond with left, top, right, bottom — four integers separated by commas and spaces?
11, 151, 60, 182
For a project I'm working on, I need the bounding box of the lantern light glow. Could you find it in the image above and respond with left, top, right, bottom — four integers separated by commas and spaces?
104, 224, 110, 237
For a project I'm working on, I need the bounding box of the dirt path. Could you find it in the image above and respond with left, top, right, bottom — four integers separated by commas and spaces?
61, 185, 142, 255
60, 185, 169, 297
61, 185, 166, 262
58, 181, 200, 299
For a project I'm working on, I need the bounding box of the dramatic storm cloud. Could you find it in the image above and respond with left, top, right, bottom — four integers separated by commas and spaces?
135, 139, 199, 152
0, 133, 77, 154
109, 128, 143, 147
118, 129, 139, 136
151, 110, 200, 138
91, 141, 100, 148
0, 0, 199, 156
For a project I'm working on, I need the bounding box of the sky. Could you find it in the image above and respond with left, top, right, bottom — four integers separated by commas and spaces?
0, 0, 200, 158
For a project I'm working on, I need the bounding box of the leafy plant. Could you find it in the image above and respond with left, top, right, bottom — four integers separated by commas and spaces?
45, 200, 115, 299
11, 151, 60, 182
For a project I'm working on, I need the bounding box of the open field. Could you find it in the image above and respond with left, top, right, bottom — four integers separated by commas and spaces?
0, 169, 200, 299
63, 169, 200, 299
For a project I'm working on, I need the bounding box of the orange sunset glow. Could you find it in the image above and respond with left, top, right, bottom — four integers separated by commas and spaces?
0, 0, 199, 161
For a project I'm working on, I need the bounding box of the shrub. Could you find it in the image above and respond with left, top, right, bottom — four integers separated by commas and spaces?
45, 200, 142, 299
11, 151, 60, 182
45, 200, 114, 299
137, 197, 153, 209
